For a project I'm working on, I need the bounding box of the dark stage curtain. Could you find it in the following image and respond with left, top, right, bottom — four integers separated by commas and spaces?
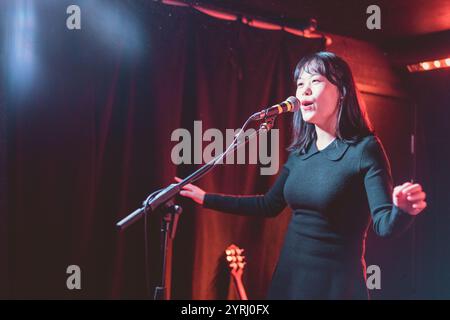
2, 1, 324, 298
406, 69, 450, 299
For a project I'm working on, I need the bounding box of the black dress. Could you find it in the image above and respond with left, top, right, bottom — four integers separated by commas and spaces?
203, 135, 415, 299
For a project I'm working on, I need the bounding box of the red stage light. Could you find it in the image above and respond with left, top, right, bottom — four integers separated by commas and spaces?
408, 57, 450, 73
421, 62, 430, 70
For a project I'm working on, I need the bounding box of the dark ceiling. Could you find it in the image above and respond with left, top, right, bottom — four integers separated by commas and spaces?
193, 0, 450, 64
201, 0, 450, 44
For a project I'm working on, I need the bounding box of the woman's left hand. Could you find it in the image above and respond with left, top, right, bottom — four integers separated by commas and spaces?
393, 182, 427, 216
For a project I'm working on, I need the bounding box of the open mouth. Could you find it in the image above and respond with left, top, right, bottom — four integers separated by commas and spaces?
301, 100, 315, 110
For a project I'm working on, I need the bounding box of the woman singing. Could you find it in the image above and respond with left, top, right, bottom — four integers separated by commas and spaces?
175, 51, 427, 299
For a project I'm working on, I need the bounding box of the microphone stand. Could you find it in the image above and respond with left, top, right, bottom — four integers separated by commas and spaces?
116, 114, 279, 300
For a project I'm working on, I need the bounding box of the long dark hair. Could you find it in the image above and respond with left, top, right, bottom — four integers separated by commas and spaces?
287, 51, 374, 154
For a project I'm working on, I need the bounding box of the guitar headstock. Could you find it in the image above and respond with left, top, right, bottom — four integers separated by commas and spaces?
225, 244, 246, 279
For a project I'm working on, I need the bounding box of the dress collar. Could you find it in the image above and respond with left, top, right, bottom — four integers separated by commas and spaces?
298, 138, 350, 161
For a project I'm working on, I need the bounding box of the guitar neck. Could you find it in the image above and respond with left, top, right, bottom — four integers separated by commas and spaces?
232, 275, 248, 300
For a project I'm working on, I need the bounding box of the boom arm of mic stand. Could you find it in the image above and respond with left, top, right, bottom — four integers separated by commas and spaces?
116, 115, 277, 231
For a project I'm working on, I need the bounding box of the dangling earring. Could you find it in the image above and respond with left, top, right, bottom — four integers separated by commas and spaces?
338, 89, 345, 123
337, 99, 343, 128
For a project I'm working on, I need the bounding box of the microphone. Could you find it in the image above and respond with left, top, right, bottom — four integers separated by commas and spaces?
250, 96, 300, 120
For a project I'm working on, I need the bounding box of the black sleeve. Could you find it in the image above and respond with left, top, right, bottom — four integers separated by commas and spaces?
203, 165, 290, 218
360, 136, 415, 238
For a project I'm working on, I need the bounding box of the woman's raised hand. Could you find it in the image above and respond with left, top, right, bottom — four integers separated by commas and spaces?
393, 182, 427, 216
